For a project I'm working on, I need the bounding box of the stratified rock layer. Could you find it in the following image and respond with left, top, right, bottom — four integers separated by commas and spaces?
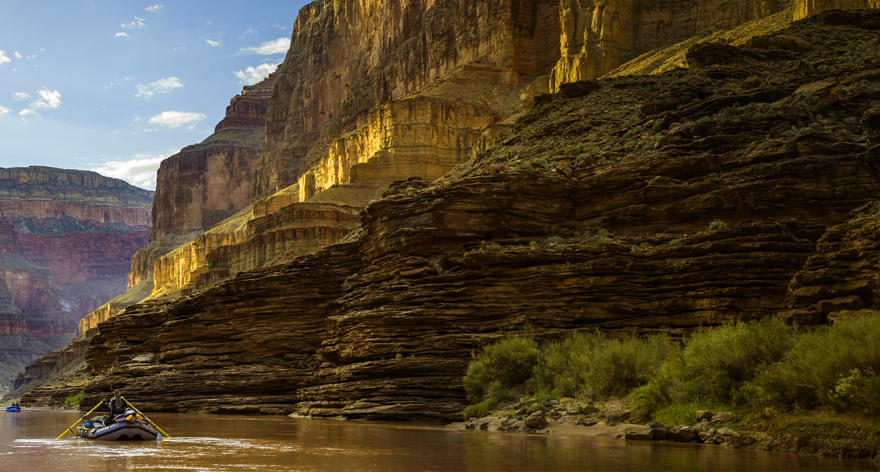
252, 0, 561, 200
82, 9, 880, 419
0, 167, 152, 225
150, 73, 277, 241
0, 167, 152, 396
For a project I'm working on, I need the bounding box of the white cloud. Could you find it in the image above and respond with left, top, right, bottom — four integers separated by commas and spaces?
135, 77, 182, 98
12, 92, 30, 100
240, 28, 257, 38
104, 77, 131, 90
273, 23, 287, 30
13, 51, 21, 59
40, 48, 44, 52
115, 32, 130, 38
0, 51, 10, 64
145, 4, 164, 13
149, 111, 205, 127
206, 39, 221, 47
87, 153, 174, 190
234, 63, 279, 85
19, 109, 36, 121
121, 17, 146, 29
26, 54, 36, 60
31, 88, 62, 109
238, 37, 290, 55
0, 105, 9, 115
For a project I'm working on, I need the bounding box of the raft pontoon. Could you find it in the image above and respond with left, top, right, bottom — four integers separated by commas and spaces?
76, 409, 161, 441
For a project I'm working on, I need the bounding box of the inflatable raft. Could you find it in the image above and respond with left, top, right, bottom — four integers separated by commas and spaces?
76, 409, 161, 441
6, 406, 20, 412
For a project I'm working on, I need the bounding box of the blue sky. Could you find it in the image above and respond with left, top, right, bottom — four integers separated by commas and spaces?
0, 1, 308, 190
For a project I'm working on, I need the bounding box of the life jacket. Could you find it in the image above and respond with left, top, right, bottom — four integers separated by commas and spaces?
110, 396, 126, 413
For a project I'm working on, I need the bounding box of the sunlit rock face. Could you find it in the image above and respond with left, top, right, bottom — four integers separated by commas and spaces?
252, 0, 562, 200
150, 73, 278, 241
793, 0, 880, 19
552, 0, 794, 90
81, 7, 880, 420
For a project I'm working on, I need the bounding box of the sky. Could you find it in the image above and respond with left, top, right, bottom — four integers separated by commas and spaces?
0, 0, 309, 190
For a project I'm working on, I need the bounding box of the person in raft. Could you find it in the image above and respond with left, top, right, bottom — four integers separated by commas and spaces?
103, 389, 126, 418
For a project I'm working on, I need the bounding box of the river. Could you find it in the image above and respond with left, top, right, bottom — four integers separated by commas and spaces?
1, 409, 877, 471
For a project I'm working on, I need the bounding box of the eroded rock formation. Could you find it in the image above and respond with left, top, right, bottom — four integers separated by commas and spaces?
80, 8, 880, 420
252, 0, 561, 200
150, 73, 278, 241
0, 167, 152, 396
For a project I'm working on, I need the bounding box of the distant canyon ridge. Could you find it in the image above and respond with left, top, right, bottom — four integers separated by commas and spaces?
0, 167, 152, 396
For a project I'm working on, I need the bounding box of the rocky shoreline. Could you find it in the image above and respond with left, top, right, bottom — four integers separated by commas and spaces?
449, 401, 880, 463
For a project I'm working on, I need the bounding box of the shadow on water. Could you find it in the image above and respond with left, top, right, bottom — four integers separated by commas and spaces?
1, 409, 877, 471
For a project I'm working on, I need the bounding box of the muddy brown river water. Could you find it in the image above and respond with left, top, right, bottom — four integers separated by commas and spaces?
1, 409, 877, 471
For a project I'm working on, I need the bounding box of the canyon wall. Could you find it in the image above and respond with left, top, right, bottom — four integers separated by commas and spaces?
142, 0, 561, 300
150, 73, 278, 241
80, 8, 880, 418
127, 73, 279, 304
0, 167, 152, 396
551, 0, 794, 90
252, 0, 561, 200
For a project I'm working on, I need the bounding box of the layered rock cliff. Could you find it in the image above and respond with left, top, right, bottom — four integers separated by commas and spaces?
0, 167, 152, 396
252, 0, 561, 200
79, 8, 880, 419
150, 73, 278, 241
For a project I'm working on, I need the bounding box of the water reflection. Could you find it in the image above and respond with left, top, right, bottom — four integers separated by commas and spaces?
0, 409, 876, 471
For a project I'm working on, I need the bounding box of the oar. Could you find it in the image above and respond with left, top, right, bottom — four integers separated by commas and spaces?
122, 397, 171, 438
56, 400, 104, 440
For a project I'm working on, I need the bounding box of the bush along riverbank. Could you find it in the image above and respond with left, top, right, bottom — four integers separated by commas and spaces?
449, 316, 880, 461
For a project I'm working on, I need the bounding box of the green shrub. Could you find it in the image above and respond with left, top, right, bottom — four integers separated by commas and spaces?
463, 399, 497, 420
463, 332, 540, 403
534, 331, 670, 399
631, 317, 796, 418
479, 241, 502, 253
65, 391, 84, 406
709, 219, 726, 231
743, 313, 880, 414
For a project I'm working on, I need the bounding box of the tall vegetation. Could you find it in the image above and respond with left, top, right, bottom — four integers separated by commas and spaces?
464, 314, 880, 421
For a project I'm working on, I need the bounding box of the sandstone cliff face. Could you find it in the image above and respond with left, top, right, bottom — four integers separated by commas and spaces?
552, 0, 793, 89
150, 73, 277, 241
147, 0, 560, 300
215, 71, 278, 132
793, 0, 880, 19
252, 0, 561, 200
0, 167, 152, 395
81, 9, 880, 419
0, 167, 152, 225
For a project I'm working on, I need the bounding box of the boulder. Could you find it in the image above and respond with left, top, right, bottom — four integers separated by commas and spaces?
624, 425, 654, 440
576, 418, 597, 427
696, 410, 714, 422
525, 411, 548, 429
668, 425, 698, 442
713, 427, 757, 448
711, 412, 738, 425
646, 421, 669, 440
695, 421, 716, 442
558, 80, 600, 98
